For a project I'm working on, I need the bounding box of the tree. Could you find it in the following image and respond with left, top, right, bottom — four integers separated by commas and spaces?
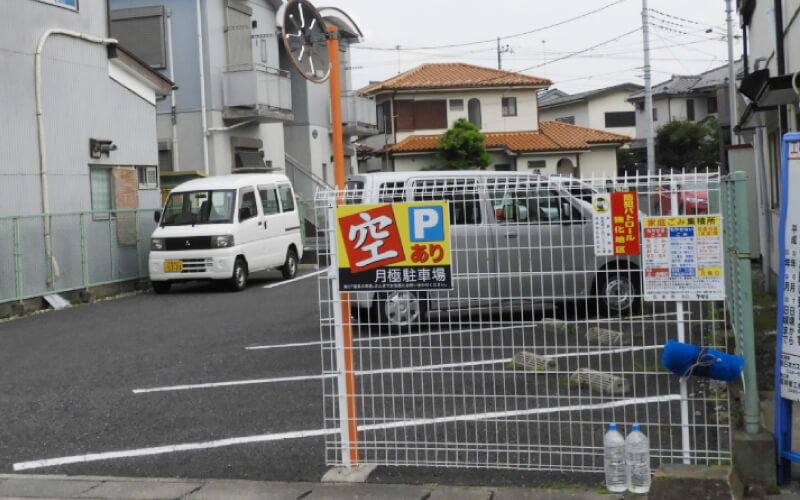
655, 119, 720, 171
436, 118, 492, 170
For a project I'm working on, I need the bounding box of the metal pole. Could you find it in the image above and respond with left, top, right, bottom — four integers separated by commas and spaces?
195, 0, 209, 175
165, 7, 180, 170
642, 0, 656, 174
80, 213, 89, 291
328, 25, 359, 467
13, 217, 23, 302
671, 175, 691, 463
726, 0, 739, 146
497, 36, 501, 70
732, 171, 761, 434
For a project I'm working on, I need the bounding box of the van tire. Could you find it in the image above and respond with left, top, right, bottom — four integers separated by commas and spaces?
152, 281, 171, 294
595, 264, 641, 317
229, 258, 248, 292
281, 248, 298, 280
374, 291, 427, 331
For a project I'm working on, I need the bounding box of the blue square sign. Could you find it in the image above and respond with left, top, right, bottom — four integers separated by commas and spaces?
409, 206, 445, 242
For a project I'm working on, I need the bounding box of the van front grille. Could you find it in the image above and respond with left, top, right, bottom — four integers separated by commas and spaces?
164, 236, 212, 251
181, 258, 212, 273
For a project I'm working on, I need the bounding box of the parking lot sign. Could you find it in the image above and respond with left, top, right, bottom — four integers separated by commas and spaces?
336, 201, 452, 291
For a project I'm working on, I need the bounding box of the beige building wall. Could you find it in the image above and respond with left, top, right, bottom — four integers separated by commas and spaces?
586, 90, 637, 138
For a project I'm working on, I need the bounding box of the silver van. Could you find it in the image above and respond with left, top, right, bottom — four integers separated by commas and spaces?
344, 171, 640, 328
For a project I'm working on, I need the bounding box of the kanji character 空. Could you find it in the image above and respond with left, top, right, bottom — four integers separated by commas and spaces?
348, 212, 399, 268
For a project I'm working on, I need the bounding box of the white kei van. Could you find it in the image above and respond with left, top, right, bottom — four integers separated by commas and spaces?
148, 174, 303, 293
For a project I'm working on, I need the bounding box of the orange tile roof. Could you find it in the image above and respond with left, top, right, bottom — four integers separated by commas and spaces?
379, 121, 631, 154
361, 63, 551, 94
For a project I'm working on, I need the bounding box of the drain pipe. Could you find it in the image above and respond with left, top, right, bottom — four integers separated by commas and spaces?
195, 0, 209, 175
36, 29, 118, 287
165, 7, 180, 170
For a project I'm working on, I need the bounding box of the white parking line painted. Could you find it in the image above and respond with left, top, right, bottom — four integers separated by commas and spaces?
132, 374, 335, 394
546, 345, 662, 358
12, 428, 337, 471
262, 269, 324, 289
245, 340, 331, 350
13, 394, 681, 471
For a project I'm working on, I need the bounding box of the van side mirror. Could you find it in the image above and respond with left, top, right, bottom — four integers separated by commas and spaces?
239, 206, 252, 221
154, 210, 161, 223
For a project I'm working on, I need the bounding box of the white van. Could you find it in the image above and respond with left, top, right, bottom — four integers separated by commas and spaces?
148, 174, 303, 293
344, 171, 641, 328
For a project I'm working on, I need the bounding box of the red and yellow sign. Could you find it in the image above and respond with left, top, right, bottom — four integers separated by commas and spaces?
610, 192, 641, 255
336, 202, 452, 291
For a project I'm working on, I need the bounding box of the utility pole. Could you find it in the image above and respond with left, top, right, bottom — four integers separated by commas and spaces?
726, 0, 739, 147
642, 0, 655, 175
497, 37, 501, 70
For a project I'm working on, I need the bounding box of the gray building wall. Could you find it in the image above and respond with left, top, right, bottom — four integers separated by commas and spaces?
1, 0, 160, 216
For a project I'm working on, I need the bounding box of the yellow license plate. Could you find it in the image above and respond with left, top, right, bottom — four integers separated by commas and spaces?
164, 260, 183, 273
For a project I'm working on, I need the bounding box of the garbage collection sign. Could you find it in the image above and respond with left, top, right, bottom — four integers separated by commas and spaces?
778, 136, 800, 401
336, 202, 452, 291
641, 215, 724, 301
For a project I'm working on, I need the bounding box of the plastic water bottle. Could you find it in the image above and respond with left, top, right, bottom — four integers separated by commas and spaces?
625, 424, 651, 493
603, 423, 627, 492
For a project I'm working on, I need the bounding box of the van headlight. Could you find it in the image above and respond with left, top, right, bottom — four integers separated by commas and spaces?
211, 235, 234, 248
151, 238, 165, 251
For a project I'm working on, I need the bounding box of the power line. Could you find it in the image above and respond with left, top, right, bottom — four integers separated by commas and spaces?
352, 0, 629, 52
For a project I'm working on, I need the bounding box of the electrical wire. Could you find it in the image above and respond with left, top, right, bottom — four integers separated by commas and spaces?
352, 0, 629, 52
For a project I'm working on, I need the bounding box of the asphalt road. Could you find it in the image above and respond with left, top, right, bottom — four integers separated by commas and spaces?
0, 270, 727, 488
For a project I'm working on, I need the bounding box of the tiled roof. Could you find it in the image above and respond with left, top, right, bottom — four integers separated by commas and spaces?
361, 63, 551, 94
629, 60, 744, 100
379, 121, 630, 154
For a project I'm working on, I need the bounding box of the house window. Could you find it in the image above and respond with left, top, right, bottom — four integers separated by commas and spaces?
494, 164, 513, 171
707, 96, 718, 114
225, 1, 253, 68
686, 99, 695, 121
604, 111, 635, 128
502, 97, 517, 117
527, 160, 546, 170
449, 99, 464, 111
555, 116, 575, 125
376, 101, 391, 134
468, 98, 482, 128
234, 148, 264, 171
90, 167, 114, 216
36, 0, 77, 10
652, 107, 658, 121
137, 166, 158, 189
278, 185, 295, 212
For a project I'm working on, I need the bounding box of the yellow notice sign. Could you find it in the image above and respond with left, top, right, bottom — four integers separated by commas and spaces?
336, 202, 452, 291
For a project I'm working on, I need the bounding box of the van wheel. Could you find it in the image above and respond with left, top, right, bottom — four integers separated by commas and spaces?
281, 248, 298, 280
596, 265, 641, 317
152, 281, 171, 294
374, 291, 427, 331
229, 258, 248, 292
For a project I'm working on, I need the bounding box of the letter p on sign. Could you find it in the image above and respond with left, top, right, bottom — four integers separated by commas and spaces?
410, 206, 444, 242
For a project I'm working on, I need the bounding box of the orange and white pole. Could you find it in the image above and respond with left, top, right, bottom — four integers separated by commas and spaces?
328, 25, 359, 467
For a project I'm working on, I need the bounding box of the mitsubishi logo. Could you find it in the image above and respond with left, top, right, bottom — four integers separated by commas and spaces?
185, 240, 191, 247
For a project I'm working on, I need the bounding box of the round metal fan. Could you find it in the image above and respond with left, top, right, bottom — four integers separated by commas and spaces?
281, 0, 330, 83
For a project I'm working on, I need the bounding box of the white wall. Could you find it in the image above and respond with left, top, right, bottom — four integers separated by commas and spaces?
538, 102, 589, 127
577, 146, 618, 178
393, 88, 540, 142
586, 90, 637, 139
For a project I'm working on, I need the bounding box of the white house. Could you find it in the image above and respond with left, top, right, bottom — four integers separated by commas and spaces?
735, 0, 800, 289
538, 83, 642, 141
360, 63, 630, 178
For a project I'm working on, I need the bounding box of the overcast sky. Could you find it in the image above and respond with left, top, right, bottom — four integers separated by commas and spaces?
326, 0, 741, 94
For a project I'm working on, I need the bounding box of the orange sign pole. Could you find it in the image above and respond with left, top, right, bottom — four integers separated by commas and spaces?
328, 25, 359, 467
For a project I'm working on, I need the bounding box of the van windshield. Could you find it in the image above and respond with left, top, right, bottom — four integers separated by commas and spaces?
161, 190, 236, 226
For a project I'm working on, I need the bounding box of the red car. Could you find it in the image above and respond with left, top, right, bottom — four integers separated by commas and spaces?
653, 176, 713, 215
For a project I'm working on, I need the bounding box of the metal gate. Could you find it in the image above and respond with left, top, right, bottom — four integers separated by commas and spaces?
316, 172, 739, 473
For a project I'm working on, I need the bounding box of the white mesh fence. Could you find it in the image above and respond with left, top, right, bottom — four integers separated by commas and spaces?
316, 172, 731, 473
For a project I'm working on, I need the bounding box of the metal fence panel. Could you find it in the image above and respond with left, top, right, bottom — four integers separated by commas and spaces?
317, 172, 733, 473
0, 209, 157, 304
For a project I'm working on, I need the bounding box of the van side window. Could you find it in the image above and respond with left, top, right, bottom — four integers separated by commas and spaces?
412, 178, 481, 225
239, 189, 258, 221
378, 182, 406, 203
278, 185, 295, 212
259, 186, 279, 215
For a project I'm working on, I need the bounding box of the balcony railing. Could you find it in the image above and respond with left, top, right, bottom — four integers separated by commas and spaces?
340, 93, 378, 135
222, 64, 292, 120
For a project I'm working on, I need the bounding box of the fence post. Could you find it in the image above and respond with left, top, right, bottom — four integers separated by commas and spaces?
13, 217, 23, 302
81, 213, 89, 291
731, 171, 761, 435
